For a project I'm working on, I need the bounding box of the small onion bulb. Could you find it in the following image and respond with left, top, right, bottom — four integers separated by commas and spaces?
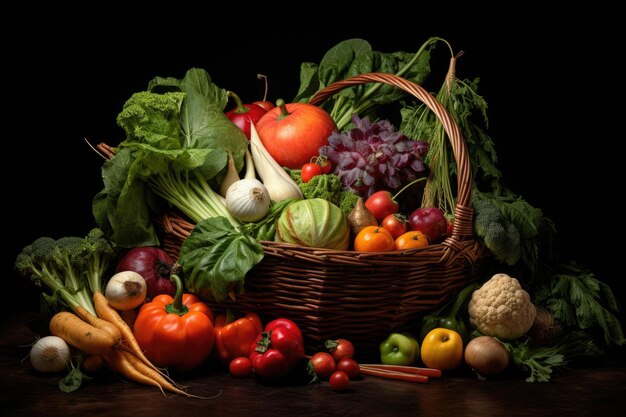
105, 271, 147, 311
225, 178, 271, 222
464, 336, 510, 376
30, 336, 71, 373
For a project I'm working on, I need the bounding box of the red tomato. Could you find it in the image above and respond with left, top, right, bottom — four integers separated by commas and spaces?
364, 191, 399, 223
229, 356, 253, 378
253, 101, 275, 111
314, 155, 333, 174
326, 338, 355, 361
336, 358, 360, 379
329, 371, 350, 391
308, 352, 337, 380
256, 99, 336, 169
381, 213, 409, 239
301, 163, 323, 183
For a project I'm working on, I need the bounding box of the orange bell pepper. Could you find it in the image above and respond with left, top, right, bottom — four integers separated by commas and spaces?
214, 310, 263, 364
133, 274, 215, 372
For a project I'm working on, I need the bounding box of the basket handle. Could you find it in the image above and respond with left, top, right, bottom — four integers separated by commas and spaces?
308, 72, 474, 242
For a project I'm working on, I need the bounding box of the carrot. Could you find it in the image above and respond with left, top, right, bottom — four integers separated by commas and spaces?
105, 350, 166, 396
93, 292, 154, 368
74, 305, 122, 347
81, 354, 103, 373
360, 364, 442, 378
49, 311, 117, 356
359, 366, 430, 383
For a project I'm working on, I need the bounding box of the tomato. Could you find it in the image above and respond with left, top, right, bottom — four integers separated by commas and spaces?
308, 352, 336, 380
394, 230, 430, 250
253, 101, 275, 111
314, 155, 333, 174
229, 356, 253, 378
329, 371, 350, 391
420, 328, 464, 371
353, 226, 395, 252
336, 358, 360, 378
256, 99, 336, 169
325, 338, 355, 361
301, 163, 323, 183
364, 191, 399, 223
381, 213, 409, 239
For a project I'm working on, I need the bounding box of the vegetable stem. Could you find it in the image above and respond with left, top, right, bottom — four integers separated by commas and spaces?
165, 275, 189, 316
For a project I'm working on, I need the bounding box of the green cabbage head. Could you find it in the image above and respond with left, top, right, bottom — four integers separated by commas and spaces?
275, 198, 350, 250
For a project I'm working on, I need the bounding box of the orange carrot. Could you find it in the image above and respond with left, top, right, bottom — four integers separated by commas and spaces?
93, 293, 154, 366
360, 364, 442, 378
49, 311, 117, 356
359, 366, 430, 383
74, 305, 122, 346
81, 354, 103, 373
105, 350, 166, 396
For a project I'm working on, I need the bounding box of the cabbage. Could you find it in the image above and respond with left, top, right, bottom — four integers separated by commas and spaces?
275, 198, 350, 250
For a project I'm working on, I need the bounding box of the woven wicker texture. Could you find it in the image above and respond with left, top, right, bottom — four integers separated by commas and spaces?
150, 72, 488, 357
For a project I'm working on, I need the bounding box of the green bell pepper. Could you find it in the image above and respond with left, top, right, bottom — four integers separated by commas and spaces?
418, 282, 479, 344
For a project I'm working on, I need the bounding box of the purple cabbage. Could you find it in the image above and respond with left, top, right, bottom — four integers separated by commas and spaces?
319, 115, 429, 198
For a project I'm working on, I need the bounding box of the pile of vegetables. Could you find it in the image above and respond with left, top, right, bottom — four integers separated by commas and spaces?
13, 36, 624, 396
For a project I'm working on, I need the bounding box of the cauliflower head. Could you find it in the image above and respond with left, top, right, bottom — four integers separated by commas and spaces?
468, 273, 537, 340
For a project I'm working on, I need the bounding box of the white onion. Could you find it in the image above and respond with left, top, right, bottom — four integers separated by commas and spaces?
30, 336, 71, 373
105, 271, 147, 311
225, 178, 271, 222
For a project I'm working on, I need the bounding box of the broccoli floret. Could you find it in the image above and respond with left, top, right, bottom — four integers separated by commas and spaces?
81, 228, 117, 293
14, 229, 116, 316
473, 196, 521, 266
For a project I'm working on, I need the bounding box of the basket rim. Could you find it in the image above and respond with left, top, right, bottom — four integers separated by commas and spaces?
308, 72, 474, 244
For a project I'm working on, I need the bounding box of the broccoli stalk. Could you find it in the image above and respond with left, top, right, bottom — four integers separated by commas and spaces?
15, 229, 117, 316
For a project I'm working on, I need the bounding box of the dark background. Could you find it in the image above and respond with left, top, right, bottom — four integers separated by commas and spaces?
9, 3, 616, 313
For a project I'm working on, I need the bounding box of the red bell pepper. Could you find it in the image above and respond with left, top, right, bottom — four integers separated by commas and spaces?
214, 310, 263, 365
133, 274, 215, 372
249, 318, 304, 378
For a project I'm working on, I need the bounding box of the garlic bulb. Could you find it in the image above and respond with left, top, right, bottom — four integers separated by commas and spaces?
30, 336, 71, 373
225, 178, 271, 222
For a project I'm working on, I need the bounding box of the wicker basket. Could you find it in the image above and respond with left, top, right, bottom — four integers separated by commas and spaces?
151, 72, 488, 358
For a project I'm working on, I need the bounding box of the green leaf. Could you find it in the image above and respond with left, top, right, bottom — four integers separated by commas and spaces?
178, 217, 264, 303
318, 39, 372, 88
294, 62, 321, 103
59, 366, 92, 393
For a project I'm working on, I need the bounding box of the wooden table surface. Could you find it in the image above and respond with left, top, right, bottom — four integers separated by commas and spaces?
2, 313, 625, 417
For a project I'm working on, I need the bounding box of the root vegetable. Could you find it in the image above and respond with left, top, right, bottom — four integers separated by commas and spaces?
49, 311, 117, 356
347, 197, 377, 237
464, 336, 510, 376
105, 271, 147, 311
30, 336, 71, 373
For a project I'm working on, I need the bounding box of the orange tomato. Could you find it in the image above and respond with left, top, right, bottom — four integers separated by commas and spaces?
420, 328, 464, 371
354, 226, 395, 252
394, 230, 430, 250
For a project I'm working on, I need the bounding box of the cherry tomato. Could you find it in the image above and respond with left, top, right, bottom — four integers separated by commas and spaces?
326, 338, 355, 361
329, 371, 350, 391
314, 155, 333, 174
229, 356, 253, 378
308, 352, 337, 380
394, 230, 430, 250
353, 226, 395, 252
336, 358, 360, 379
381, 213, 409, 239
301, 163, 322, 183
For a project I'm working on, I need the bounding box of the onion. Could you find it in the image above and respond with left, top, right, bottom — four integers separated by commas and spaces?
105, 271, 147, 311
30, 336, 71, 373
464, 336, 510, 376
225, 178, 271, 222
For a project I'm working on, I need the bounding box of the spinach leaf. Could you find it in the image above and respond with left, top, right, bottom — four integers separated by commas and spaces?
179, 217, 264, 303
294, 38, 433, 130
